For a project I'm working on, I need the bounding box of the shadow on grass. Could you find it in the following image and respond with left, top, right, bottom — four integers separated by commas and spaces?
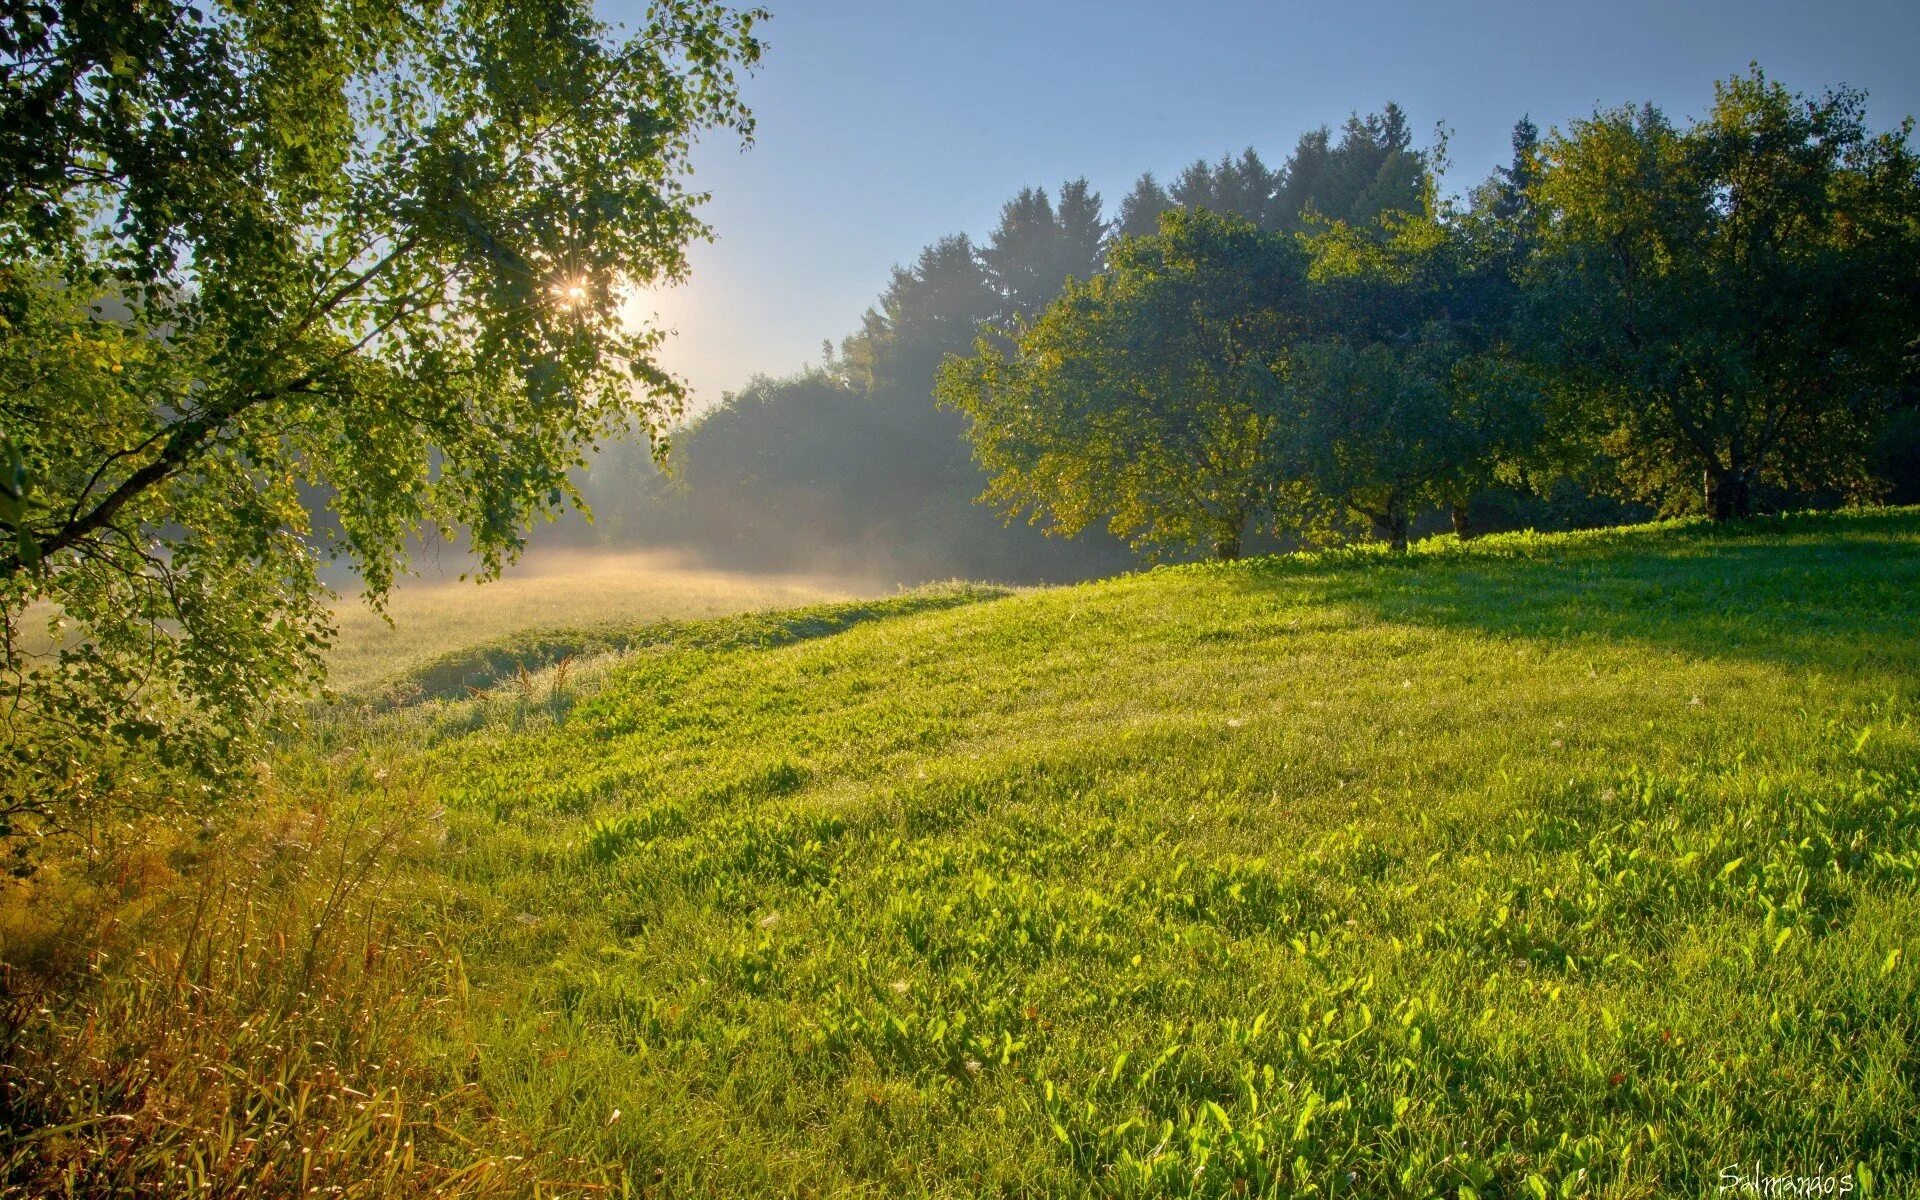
1228, 509, 1920, 680
367, 583, 1014, 704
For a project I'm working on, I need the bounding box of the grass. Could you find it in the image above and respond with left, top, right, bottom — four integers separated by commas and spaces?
0, 788, 547, 1198
10, 510, 1920, 1197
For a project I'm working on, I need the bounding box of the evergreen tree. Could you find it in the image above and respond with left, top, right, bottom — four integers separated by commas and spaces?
1273, 127, 1334, 232
841, 235, 997, 396
1053, 178, 1110, 281
980, 179, 1109, 325
1168, 149, 1278, 226
979, 187, 1062, 322
1116, 171, 1173, 240
1491, 115, 1541, 223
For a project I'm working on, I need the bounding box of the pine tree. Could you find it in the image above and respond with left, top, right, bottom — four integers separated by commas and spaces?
1115, 171, 1172, 240
1053, 178, 1110, 281
979, 187, 1061, 321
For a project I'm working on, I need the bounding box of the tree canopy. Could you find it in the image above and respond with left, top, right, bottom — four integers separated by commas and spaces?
1533, 69, 1920, 518
939, 209, 1307, 560
0, 0, 766, 829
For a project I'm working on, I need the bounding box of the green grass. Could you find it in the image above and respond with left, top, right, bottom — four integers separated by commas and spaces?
315, 510, 1919, 1197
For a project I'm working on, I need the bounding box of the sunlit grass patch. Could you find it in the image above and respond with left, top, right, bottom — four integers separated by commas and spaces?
325, 548, 873, 694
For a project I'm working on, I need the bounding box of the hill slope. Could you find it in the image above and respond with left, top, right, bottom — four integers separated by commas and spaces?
386, 511, 1919, 1197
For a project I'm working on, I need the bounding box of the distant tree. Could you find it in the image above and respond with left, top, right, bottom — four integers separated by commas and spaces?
1273, 128, 1335, 231
841, 235, 998, 395
979, 187, 1063, 323
940, 210, 1306, 560
1534, 69, 1920, 519
1491, 115, 1542, 224
1170, 149, 1279, 226
1054, 179, 1111, 283
979, 180, 1108, 324
1116, 172, 1174, 240
0, 0, 765, 829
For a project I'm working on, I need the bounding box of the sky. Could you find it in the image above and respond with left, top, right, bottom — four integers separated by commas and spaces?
605, 0, 1920, 413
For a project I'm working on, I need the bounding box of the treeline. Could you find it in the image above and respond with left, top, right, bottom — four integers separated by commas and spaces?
589, 71, 1919, 576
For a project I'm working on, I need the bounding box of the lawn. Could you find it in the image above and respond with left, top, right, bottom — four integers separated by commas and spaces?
308, 509, 1920, 1197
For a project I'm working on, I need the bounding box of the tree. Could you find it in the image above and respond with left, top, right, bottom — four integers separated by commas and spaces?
1054, 179, 1111, 283
1287, 203, 1548, 551
1169, 149, 1278, 227
1533, 68, 1920, 519
840, 234, 997, 395
0, 0, 765, 831
939, 209, 1306, 561
1115, 171, 1173, 240
978, 180, 1109, 325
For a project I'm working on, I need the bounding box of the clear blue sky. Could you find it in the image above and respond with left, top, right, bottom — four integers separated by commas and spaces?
605, 0, 1920, 411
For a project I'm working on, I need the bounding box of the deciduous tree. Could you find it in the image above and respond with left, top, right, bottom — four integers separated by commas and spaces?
0, 0, 765, 830
940, 210, 1306, 560
1534, 69, 1920, 519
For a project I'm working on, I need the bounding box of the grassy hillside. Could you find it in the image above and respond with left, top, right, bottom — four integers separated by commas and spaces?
301, 508, 1919, 1198
27, 512, 1906, 1196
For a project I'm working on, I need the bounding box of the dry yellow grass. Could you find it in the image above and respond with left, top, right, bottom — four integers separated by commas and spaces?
324, 548, 873, 692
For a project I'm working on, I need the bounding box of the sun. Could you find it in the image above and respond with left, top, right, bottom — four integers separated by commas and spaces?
551, 276, 591, 310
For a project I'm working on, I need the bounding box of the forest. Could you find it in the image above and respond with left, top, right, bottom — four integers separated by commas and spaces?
578, 83, 1920, 579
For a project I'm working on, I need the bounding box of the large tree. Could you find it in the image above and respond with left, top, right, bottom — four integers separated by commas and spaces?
939, 209, 1306, 561
0, 0, 765, 830
1534, 69, 1920, 519
1286, 198, 1549, 551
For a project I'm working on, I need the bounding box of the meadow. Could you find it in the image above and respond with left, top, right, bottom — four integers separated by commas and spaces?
8, 511, 1918, 1197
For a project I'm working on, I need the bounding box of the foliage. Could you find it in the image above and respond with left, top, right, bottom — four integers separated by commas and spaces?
941, 210, 1308, 560
979, 179, 1109, 325
267, 509, 1920, 1196
0, 0, 766, 833
588, 105, 1435, 580
1533, 67, 1920, 519
1115, 105, 1428, 237
1285, 199, 1552, 549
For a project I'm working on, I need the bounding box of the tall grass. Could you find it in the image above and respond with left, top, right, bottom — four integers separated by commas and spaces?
0, 786, 543, 1197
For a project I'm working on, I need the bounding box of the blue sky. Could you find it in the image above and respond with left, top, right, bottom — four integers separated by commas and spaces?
605, 0, 1920, 411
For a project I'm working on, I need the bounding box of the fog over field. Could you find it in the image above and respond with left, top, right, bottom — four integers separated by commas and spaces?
325, 548, 881, 692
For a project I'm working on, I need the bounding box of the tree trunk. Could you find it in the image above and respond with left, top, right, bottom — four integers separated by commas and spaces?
1450, 501, 1474, 541
1370, 509, 1409, 554
1703, 468, 1751, 522
1213, 532, 1241, 562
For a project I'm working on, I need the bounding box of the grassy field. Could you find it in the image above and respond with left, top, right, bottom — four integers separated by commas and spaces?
291, 509, 1918, 1197
324, 549, 867, 694
12, 512, 1918, 1197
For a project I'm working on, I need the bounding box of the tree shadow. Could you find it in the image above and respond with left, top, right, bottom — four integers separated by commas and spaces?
1228, 510, 1920, 680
